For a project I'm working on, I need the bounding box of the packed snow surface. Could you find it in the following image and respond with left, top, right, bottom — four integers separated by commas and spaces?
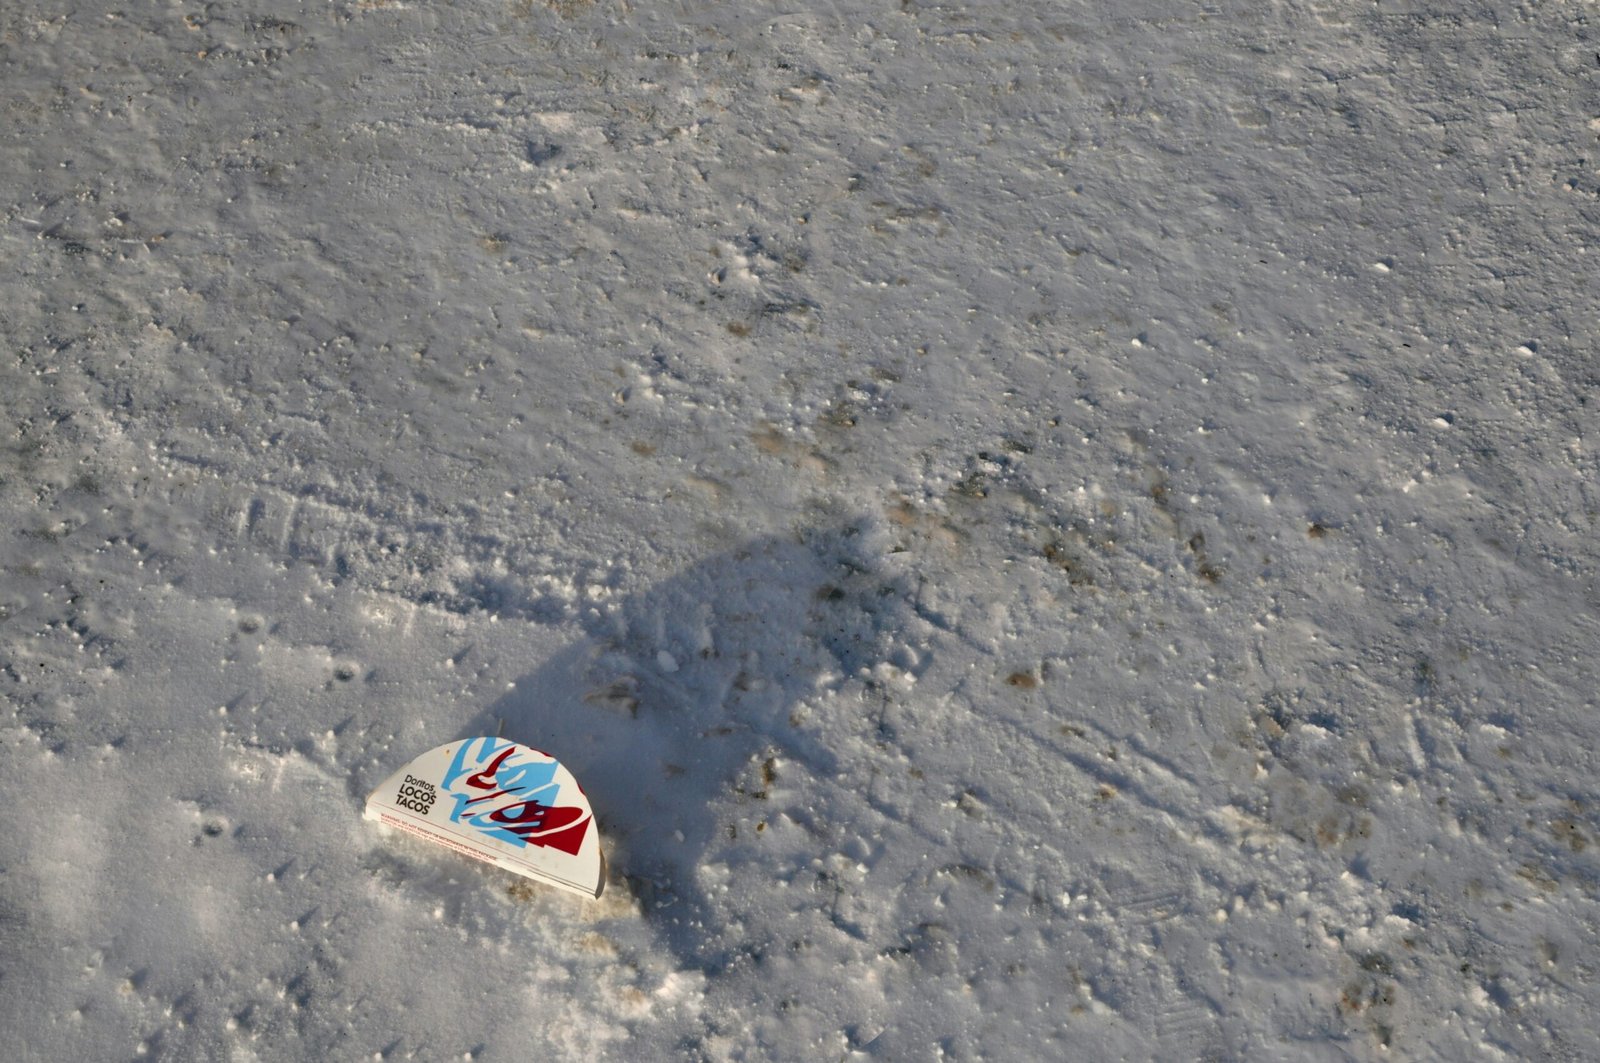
4, 1, 1599, 1059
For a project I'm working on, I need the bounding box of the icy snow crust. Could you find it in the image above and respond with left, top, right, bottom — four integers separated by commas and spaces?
3, 0, 1599, 1059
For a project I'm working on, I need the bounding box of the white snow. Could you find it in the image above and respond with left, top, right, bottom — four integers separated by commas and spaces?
3, 1, 1599, 1059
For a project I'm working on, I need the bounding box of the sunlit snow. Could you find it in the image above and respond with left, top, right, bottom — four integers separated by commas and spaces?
4, 1, 1598, 1059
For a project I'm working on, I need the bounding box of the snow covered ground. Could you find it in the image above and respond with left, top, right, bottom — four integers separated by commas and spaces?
4, 0, 1599, 1058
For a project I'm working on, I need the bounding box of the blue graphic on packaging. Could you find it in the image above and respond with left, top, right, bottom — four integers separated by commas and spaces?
438, 737, 591, 855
